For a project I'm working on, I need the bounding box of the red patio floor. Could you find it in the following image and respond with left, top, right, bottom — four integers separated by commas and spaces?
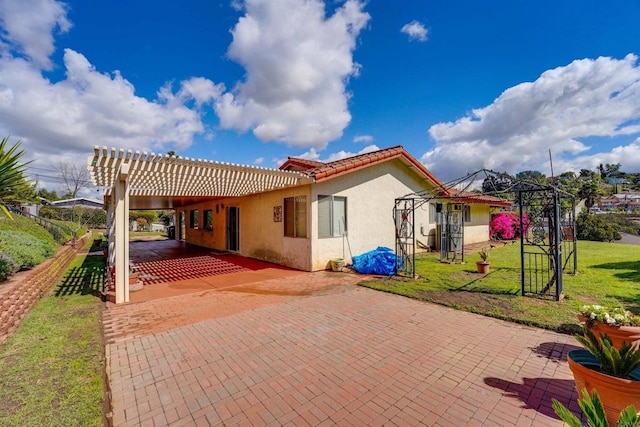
126, 240, 305, 303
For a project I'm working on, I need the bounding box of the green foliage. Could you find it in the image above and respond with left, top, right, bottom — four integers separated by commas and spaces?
601, 214, 640, 236
575, 327, 640, 379
129, 210, 158, 227
578, 180, 603, 210
0, 252, 15, 280
0, 230, 56, 270
0, 247, 105, 426
38, 206, 106, 229
552, 388, 640, 427
0, 137, 34, 218
361, 240, 640, 332
576, 211, 622, 242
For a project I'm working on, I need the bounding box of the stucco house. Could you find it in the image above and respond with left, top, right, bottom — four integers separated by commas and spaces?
173, 146, 509, 271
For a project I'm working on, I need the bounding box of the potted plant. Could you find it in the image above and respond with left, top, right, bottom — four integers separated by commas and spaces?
565, 327, 640, 425
552, 388, 639, 426
476, 248, 490, 274
579, 304, 640, 349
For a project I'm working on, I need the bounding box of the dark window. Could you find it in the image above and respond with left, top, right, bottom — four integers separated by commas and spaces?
190, 209, 199, 229
204, 209, 213, 231
284, 196, 307, 238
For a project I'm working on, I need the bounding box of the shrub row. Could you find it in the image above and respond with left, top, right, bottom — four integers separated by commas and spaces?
0, 214, 59, 280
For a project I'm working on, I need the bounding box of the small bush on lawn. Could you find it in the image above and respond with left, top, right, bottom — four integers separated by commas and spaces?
0, 252, 15, 280
576, 211, 622, 242
0, 230, 56, 270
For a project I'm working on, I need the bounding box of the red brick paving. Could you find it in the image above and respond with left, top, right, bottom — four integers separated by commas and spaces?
105, 273, 580, 426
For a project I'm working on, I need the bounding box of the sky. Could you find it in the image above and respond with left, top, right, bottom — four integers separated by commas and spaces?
1, 0, 640, 197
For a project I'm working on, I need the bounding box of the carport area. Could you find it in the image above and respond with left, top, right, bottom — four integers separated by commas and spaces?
124, 240, 305, 303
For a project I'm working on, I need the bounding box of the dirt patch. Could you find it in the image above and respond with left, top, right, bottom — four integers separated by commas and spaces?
416, 289, 515, 312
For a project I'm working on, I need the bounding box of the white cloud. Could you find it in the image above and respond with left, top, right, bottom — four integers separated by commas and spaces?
215, 0, 370, 148
422, 54, 640, 180
294, 144, 380, 163
401, 20, 428, 42
0, 50, 216, 159
253, 156, 264, 165
353, 134, 373, 143
0, 0, 221, 175
0, 0, 71, 70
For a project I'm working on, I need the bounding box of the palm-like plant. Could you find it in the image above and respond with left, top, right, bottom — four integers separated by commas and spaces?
552, 388, 640, 427
576, 326, 640, 379
0, 137, 32, 219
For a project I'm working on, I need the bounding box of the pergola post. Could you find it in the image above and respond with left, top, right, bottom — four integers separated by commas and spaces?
114, 163, 130, 304
107, 193, 115, 267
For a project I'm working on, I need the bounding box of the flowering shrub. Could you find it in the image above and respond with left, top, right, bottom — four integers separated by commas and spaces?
580, 304, 640, 327
490, 212, 530, 240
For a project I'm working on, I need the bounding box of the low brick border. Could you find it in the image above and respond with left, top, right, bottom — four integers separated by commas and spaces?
0, 232, 91, 344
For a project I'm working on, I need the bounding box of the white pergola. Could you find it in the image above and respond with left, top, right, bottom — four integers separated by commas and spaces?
88, 146, 312, 303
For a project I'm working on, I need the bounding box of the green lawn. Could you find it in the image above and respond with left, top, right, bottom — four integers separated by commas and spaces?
0, 238, 106, 427
361, 240, 640, 333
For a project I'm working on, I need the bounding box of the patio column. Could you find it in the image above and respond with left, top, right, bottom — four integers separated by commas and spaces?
107, 192, 115, 267
114, 163, 130, 304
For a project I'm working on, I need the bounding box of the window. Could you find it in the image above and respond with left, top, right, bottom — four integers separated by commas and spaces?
318, 195, 347, 238
284, 196, 307, 238
189, 209, 199, 229
463, 205, 471, 223
429, 202, 442, 224
204, 209, 213, 231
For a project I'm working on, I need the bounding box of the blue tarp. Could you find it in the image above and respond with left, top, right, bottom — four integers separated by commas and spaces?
351, 246, 402, 275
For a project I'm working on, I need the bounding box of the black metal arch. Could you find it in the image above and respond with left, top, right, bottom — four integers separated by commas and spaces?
394, 169, 577, 300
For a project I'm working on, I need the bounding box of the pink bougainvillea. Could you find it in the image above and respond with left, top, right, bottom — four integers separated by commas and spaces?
490, 212, 530, 240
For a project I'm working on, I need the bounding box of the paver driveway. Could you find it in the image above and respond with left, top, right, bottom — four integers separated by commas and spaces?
104, 273, 580, 426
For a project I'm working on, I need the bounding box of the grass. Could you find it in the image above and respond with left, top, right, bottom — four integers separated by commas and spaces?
361, 240, 640, 333
0, 236, 106, 427
130, 230, 168, 241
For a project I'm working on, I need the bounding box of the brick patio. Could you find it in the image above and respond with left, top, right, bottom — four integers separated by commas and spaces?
104, 273, 580, 426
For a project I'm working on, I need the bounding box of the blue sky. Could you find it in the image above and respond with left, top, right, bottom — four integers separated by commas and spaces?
1, 0, 640, 195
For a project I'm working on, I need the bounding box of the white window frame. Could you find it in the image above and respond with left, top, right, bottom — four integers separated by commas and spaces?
284, 196, 307, 238
318, 195, 347, 238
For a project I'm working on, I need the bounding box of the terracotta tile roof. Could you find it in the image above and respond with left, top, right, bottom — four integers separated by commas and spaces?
447, 189, 512, 207
279, 157, 325, 172
282, 145, 448, 192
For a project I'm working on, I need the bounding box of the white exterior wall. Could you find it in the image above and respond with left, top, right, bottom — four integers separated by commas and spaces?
310, 159, 433, 271
234, 186, 312, 271
464, 204, 491, 244
179, 185, 313, 271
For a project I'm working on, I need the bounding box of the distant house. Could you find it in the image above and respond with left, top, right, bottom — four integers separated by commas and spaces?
50, 197, 104, 209
176, 146, 510, 271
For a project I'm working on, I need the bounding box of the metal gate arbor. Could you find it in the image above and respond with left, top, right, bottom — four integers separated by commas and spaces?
439, 203, 465, 263
518, 186, 576, 301
393, 169, 577, 300
394, 198, 415, 277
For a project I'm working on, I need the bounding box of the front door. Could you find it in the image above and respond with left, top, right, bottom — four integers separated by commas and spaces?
226, 206, 240, 251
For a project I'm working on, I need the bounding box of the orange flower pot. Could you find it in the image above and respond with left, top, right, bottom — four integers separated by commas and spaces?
578, 315, 640, 349
476, 261, 490, 274
567, 349, 640, 425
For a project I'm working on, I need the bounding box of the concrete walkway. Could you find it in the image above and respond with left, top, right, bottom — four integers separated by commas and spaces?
104, 274, 579, 426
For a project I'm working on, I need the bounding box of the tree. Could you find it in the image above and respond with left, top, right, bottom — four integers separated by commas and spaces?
578, 181, 601, 211
0, 137, 33, 219
482, 172, 515, 195
37, 188, 59, 201
579, 169, 598, 180
58, 161, 91, 198
515, 170, 548, 185
598, 163, 622, 179
576, 211, 621, 242
555, 171, 581, 197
